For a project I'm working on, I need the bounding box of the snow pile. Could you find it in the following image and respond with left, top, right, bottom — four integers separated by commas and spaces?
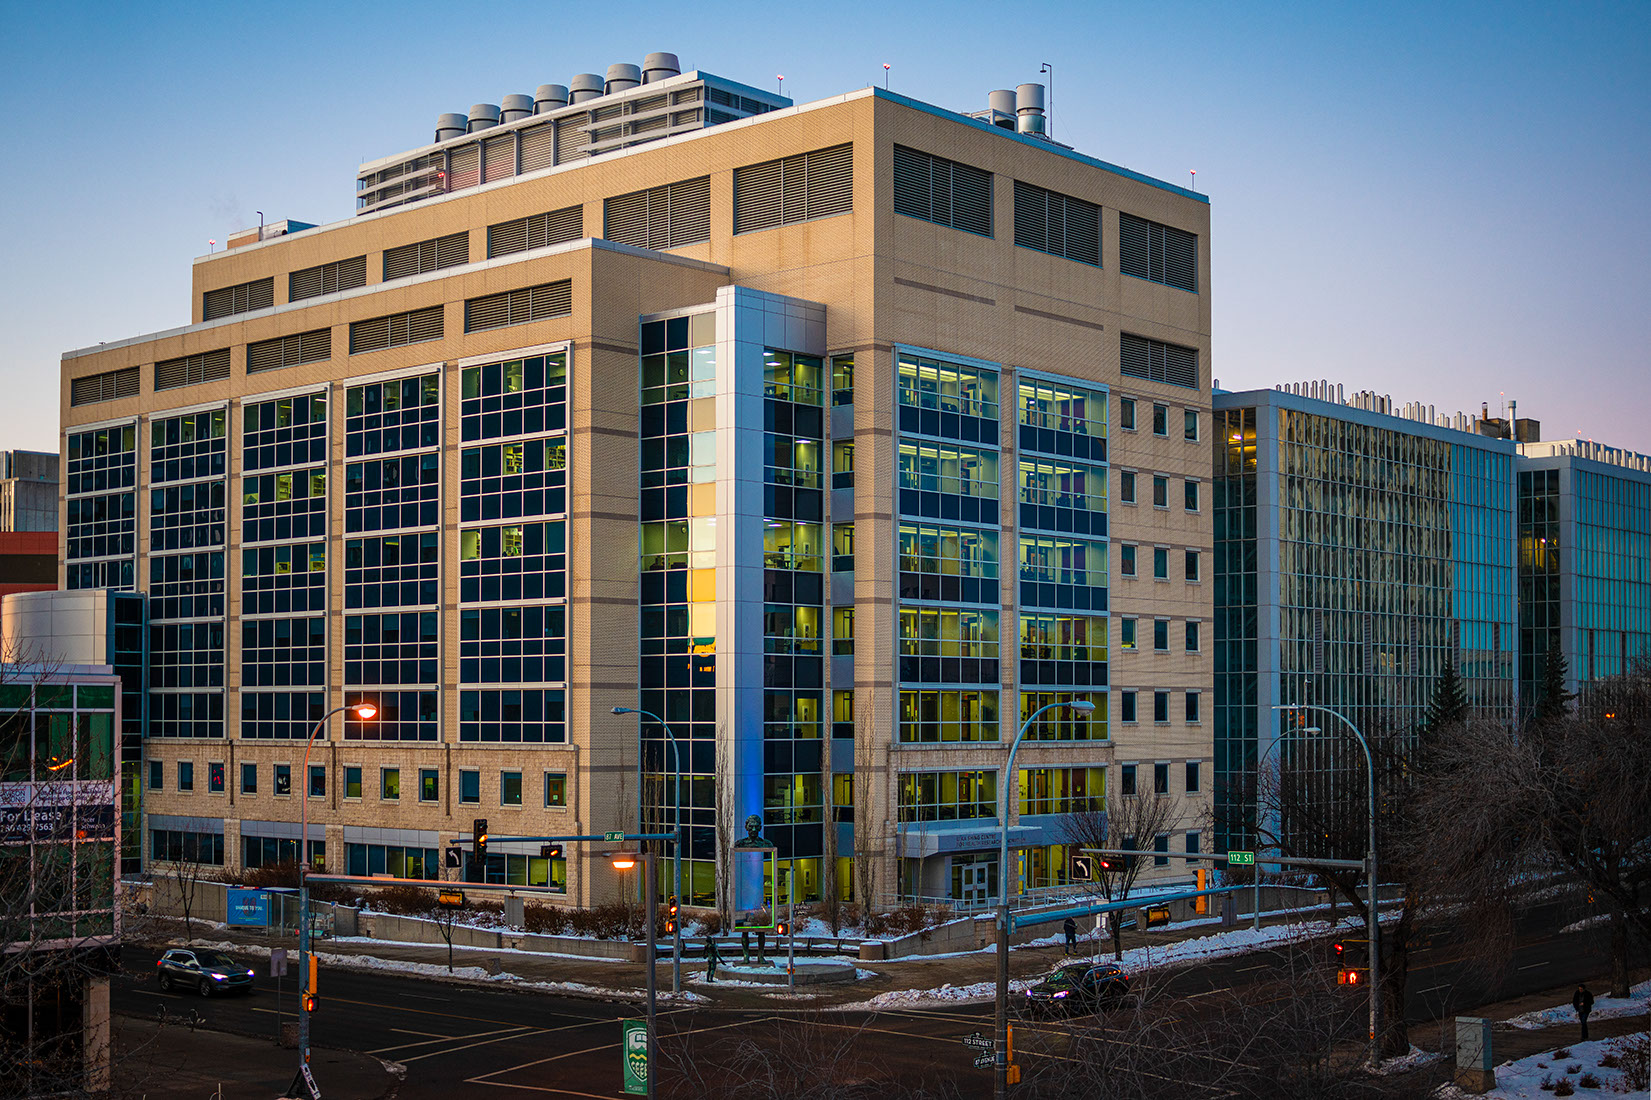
1505, 980, 1651, 1030
1372, 1045, 1445, 1074
1431, 1038, 1641, 1098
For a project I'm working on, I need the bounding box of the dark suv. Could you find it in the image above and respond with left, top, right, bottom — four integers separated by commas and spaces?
1024, 962, 1131, 1015
157, 948, 256, 996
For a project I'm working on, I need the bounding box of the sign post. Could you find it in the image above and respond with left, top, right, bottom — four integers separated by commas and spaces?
621, 1018, 649, 1096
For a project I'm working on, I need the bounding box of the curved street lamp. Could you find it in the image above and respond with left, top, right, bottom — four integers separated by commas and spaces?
296, 701, 375, 1088
995, 697, 1096, 1099
612, 706, 684, 993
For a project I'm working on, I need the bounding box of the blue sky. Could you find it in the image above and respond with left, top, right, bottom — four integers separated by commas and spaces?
4, 1, 1647, 451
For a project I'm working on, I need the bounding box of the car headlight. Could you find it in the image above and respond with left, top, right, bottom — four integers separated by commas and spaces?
209, 972, 227, 980
245, 969, 255, 977
1053, 991, 1068, 999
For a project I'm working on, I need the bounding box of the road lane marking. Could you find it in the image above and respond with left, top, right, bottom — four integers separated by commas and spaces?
366, 1025, 533, 1054
1518, 962, 1547, 971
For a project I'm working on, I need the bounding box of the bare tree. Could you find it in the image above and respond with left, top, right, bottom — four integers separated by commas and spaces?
1063, 791, 1178, 959
1411, 662, 1651, 998
851, 710, 883, 916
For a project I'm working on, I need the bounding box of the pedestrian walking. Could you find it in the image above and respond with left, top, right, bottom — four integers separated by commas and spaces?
704, 937, 721, 983
1572, 983, 1594, 1041
1063, 917, 1077, 953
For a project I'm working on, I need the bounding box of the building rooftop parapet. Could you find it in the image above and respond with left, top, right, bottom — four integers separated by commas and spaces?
1519, 439, 1651, 474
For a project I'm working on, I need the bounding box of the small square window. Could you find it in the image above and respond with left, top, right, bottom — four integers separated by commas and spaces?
1119, 398, 1136, 431
1154, 833, 1170, 866
240, 762, 257, 794
460, 769, 480, 804
178, 761, 194, 792
1186, 621, 1201, 653
545, 772, 567, 808
1120, 617, 1137, 650
274, 764, 292, 796
1186, 691, 1202, 723
419, 768, 439, 802
1185, 550, 1201, 582
1186, 830, 1202, 855
1184, 410, 1199, 441
1152, 476, 1168, 508
1120, 470, 1136, 504
1120, 544, 1137, 577
1184, 480, 1200, 512
1153, 547, 1169, 580
308, 765, 326, 798
1154, 619, 1170, 651
344, 766, 362, 800
208, 762, 225, 793
382, 768, 401, 800
1152, 403, 1168, 436
1153, 762, 1169, 795
501, 771, 523, 806
1153, 690, 1170, 723
1185, 761, 1202, 792
1120, 763, 1137, 796
1120, 691, 1138, 723
148, 760, 162, 791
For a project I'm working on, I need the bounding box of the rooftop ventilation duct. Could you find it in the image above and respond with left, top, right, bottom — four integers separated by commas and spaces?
988, 89, 1017, 128
435, 113, 468, 143
1015, 84, 1046, 135
643, 52, 681, 83
534, 84, 569, 113
467, 103, 501, 133
500, 94, 534, 123
568, 73, 604, 103
605, 63, 642, 95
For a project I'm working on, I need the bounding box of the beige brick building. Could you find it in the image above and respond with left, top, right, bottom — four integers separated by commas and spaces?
58, 62, 1211, 910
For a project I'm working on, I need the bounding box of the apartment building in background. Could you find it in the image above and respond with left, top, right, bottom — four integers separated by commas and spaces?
57, 53, 1212, 909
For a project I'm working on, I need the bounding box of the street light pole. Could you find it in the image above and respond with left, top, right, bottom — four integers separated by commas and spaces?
1272, 703, 1379, 1070
614, 707, 684, 993
996, 698, 1095, 1100
295, 701, 375, 1097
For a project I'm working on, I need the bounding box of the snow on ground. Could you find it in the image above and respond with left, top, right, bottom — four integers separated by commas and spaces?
1505, 979, 1651, 1030
328, 934, 624, 963
834, 914, 1380, 1011
1372, 1046, 1445, 1075
1432, 1038, 1642, 1099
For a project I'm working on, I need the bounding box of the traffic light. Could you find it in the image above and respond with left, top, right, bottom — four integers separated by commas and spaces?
1097, 857, 1115, 873
304, 955, 319, 1013
775, 920, 789, 936
473, 818, 489, 860
304, 991, 319, 1013
665, 895, 679, 934
540, 844, 563, 859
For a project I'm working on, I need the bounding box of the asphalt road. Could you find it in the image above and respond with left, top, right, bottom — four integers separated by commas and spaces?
112, 900, 1619, 1099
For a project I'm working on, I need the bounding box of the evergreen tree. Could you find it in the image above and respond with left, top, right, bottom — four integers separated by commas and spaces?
1423, 657, 1468, 736
1533, 646, 1575, 726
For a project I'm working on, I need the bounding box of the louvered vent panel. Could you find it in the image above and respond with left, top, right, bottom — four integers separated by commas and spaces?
806, 143, 853, 218
892, 145, 931, 221
520, 124, 555, 172
155, 348, 231, 391
706, 109, 737, 125
70, 367, 141, 406
483, 135, 515, 182
464, 280, 573, 333
666, 177, 710, 246
735, 158, 784, 233
591, 104, 623, 122
288, 266, 324, 301
555, 119, 587, 162
1014, 181, 1048, 253
541, 205, 582, 246
383, 242, 421, 281
1162, 224, 1198, 291
248, 328, 331, 374
349, 316, 389, 354
448, 145, 480, 189
1063, 195, 1101, 266
672, 87, 702, 105
780, 154, 807, 225
488, 217, 530, 258
465, 293, 510, 332
631, 115, 667, 136
202, 277, 274, 320
671, 109, 702, 126
707, 87, 735, 107
434, 232, 468, 269
951, 161, 992, 237
1119, 333, 1198, 389
406, 306, 444, 344
604, 190, 650, 247
1119, 213, 1151, 280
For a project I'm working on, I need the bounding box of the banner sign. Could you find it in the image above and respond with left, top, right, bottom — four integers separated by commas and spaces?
227, 888, 269, 926
622, 1019, 648, 1095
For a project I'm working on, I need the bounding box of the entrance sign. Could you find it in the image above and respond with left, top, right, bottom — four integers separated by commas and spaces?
621, 1019, 648, 1095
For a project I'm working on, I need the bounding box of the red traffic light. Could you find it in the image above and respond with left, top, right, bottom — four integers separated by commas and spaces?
303, 992, 319, 1012
665, 920, 676, 934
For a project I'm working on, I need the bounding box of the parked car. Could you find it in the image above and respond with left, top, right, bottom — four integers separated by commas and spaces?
1024, 962, 1131, 1015
156, 948, 255, 996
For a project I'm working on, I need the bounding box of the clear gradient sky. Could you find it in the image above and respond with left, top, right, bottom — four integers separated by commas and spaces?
4, 1, 1647, 452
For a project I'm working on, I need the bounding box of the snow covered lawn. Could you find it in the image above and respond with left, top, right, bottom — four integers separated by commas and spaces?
1433, 1038, 1644, 1098
1505, 980, 1650, 1030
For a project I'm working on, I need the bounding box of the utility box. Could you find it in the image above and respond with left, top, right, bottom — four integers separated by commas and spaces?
1454, 1016, 1495, 1093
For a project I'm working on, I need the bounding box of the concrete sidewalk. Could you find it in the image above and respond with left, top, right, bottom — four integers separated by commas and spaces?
114, 1013, 403, 1099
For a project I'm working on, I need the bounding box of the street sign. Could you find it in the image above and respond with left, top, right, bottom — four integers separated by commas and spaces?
973, 1053, 994, 1068
437, 890, 466, 908
1227, 850, 1256, 865
604, 830, 625, 842
270, 948, 288, 977
445, 846, 462, 869
961, 1032, 992, 1051
621, 1019, 649, 1095
1070, 854, 1094, 880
